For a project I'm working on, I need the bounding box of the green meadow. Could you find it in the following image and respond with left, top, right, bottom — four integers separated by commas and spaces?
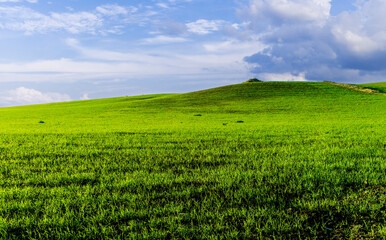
360, 82, 386, 93
0, 81, 385, 239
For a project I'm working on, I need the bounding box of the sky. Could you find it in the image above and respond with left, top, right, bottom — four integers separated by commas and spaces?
0, 0, 385, 107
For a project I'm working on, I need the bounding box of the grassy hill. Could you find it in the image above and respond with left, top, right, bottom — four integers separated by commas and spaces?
0, 81, 385, 239
360, 82, 386, 93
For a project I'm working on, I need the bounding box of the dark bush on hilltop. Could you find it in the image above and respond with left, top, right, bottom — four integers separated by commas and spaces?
245, 78, 262, 83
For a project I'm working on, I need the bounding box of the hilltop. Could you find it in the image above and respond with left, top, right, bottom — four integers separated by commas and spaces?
0, 81, 384, 133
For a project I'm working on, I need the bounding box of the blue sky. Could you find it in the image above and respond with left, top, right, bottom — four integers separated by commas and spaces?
0, 0, 384, 106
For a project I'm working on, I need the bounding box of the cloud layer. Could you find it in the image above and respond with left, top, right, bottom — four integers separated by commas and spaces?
242, 0, 386, 83
0, 4, 146, 34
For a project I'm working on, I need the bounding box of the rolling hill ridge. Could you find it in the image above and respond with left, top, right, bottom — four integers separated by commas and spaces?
0, 81, 385, 239
1, 81, 384, 127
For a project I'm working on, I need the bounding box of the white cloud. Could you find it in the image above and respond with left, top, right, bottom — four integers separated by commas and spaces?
204, 39, 265, 53
259, 72, 307, 81
0, 0, 37, 2
0, 87, 71, 106
240, 0, 331, 26
241, 0, 386, 83
331, 1, 386, 55
0, 4, 144, 35
65, 38, 173, 62
142, 35, 188, 44
0, 36, 266, 85
50, 12, 102, 34
0, 6, 102, 34
186, 19, 224, 35
331, 27, 381, 55
80, 93, 89, 100
96, 4, 136, 16
156, 3, 169, 9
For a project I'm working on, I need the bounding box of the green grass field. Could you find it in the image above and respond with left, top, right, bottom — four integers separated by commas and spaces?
0, 81, 385, 239
360, 82, 386, 93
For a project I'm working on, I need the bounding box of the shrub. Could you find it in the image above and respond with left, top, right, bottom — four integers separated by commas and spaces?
245, 78, 262, 83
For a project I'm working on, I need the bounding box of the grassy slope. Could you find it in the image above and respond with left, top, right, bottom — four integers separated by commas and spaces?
0, 82, 385, 239
360, 81, 386, 93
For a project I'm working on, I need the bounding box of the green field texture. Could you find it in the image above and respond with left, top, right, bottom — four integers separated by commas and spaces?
360, 82, 386, 93
0, 81, 385, 239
